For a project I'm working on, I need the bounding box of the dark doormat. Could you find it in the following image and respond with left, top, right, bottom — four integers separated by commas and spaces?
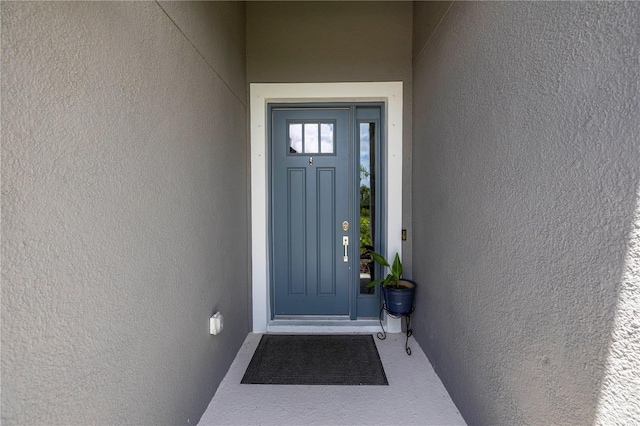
241, 334, 388, 385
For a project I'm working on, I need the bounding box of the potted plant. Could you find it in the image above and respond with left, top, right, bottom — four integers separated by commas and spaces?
367, 250, 416, 316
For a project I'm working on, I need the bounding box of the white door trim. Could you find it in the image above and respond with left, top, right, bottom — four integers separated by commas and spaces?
250, 82, 403, 333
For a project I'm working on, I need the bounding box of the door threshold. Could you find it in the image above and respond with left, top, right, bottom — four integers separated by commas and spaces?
267, 318, 383, 334
274, 315, 351, 321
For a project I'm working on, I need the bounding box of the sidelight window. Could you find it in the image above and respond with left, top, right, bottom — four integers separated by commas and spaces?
359, 122, 376, 294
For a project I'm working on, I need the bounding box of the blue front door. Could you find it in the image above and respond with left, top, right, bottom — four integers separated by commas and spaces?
271, 107, 352, 316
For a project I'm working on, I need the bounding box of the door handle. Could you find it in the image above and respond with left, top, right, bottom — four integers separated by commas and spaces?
343, 236, 349, 262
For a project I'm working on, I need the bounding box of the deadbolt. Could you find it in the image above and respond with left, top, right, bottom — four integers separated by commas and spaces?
342, 221, 349, 231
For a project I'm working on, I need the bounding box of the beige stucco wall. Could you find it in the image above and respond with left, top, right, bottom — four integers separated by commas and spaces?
246, 0, 414, 277
1, 2, 248, 424
412, 2, 639, 424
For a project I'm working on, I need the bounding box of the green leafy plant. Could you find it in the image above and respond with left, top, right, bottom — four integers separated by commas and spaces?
359, 216, 371, 250
367, 251, 403, 288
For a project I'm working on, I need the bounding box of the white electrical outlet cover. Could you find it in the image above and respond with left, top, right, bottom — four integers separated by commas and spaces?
210, 312, 223, 335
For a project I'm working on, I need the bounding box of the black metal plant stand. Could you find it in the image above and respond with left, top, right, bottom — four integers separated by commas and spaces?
377, 304, 414, 355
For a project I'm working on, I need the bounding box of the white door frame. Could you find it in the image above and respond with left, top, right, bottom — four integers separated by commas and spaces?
250, 82, 403, 333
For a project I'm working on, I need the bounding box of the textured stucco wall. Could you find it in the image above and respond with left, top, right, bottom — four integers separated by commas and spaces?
595, 187, 640, 424
412, 2, 639, 424
246, 1, 414, 276
1, 2, 249, 424
412, 1, 452, 64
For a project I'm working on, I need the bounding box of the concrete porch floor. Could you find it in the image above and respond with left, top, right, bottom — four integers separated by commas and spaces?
199, 333, 466, 425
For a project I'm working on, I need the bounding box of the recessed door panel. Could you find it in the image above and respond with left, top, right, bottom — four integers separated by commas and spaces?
287, 168, 306, 295
317, 168, 336, 296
